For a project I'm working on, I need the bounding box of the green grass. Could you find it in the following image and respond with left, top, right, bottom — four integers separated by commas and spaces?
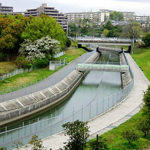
85, 47, 150, 150
0, 48, 85, 94
54, 48, 85, 63
86, 111, 150, 150
132, 47, 150, 81
0, 61, 17, 76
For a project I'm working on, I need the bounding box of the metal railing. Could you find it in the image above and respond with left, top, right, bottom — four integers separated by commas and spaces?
0, 52, 134, 150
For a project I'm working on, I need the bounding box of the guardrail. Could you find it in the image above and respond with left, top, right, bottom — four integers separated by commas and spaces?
0, 51, 134, 150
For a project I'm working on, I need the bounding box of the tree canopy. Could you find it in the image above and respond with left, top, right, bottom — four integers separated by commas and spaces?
110, 11, 124, 21
62, 120, 90, 150
122, 22, 143, 39
19, 35, 60, 62
21, 14, 66, 50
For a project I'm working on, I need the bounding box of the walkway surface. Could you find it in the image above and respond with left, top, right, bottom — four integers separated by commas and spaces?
19, 53, 150, 150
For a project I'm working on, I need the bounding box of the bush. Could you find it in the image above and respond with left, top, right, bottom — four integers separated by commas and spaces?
89, 135, 109, 150
142, 32, 150, 47
33, 58, 49, 68
122, 130, 139, 144
66, 38, 71, 47
137, 116, 150, 137
15, 56, 32, 69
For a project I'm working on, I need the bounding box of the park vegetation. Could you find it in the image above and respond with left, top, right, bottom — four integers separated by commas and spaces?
0, 14, 69, 69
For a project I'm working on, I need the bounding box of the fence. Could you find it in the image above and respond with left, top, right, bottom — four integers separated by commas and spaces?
0, 67, 34, 81
0, 52, 134, 150
49, 59, 65, 70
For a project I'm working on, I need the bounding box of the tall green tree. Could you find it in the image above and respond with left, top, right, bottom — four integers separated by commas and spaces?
122, 22, 143, 39
104, 20, 114, 30
62, 120, 90, 150
110, 11, 124, 21
21, 15, 66, 50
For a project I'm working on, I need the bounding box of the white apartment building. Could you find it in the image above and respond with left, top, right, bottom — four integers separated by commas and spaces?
65, 9, 110, 24
120, 12, 135, 21
134, 15, 150, 22
0, 3, 13, 13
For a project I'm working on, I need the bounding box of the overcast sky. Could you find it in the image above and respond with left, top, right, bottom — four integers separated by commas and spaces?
1, 0, 150, 15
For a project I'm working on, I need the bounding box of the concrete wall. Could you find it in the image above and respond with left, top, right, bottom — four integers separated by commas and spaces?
0, 52, 100, 126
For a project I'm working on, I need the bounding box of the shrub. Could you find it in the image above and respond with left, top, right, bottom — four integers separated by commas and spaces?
122, 130, 139, 144
142, 32, 150, 47
66, 38, 71, 47
137, 116, 150, 137
15, 56, 32, 69
33, 58, 49, 68
89, 135, 109, 150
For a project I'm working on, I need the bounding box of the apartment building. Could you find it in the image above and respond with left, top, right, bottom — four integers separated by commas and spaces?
134, 15, 150, 22
65, 9, 110, 24
120, 12, 135, 21
0, 3, 13, 14
24, 3, 68, 31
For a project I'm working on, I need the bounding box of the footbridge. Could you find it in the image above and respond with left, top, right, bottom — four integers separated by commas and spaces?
77, 38, 132, 46
76, 64, 129, 73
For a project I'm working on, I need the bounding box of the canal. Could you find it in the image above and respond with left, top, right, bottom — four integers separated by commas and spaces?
0, 51, 122, 149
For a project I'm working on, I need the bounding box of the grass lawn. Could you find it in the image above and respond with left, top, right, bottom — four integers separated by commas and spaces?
132, 47, 150, 81
0, 48, 86, 94
85, 47, 150, 150
86, 111, 150, 150
0, 61, 17, 76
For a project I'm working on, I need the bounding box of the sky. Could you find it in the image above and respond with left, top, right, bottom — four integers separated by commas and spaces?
1, 0, 150, 15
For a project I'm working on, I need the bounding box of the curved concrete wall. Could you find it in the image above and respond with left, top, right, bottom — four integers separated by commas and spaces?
0, 52, 100, 126
120, 53, 132, 88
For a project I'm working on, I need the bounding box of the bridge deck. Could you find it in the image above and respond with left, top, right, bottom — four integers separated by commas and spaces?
76, 64, 129, 72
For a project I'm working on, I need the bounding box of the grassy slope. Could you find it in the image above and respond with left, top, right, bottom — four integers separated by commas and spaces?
86, 47, 150, 150
0, 48, 85, 94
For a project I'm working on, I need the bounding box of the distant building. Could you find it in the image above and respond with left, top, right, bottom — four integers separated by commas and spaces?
65, 9, 110, 24
0, 3, 13, 14
134, 15, 150, 22
24, 3, 68, 31
120, 12, 135, 21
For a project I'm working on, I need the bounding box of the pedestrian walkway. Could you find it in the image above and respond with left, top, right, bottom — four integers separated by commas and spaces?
18, 53, 149, 150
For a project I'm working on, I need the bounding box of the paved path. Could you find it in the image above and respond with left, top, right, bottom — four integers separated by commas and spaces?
18, 53, 150, 150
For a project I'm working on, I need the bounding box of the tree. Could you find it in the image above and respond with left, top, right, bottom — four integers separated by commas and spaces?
110, 11, 124, 21
62, 120, 90, 150
103, 29, 109, 37
122, 130, 139, 144
104, 20, 114, 30
21, 15, 66, 50
0, 15, 28, 60
29, 135, 44, 150
122, 22, 143, 39
19, 35, 60, 62
142, 32, 150, 47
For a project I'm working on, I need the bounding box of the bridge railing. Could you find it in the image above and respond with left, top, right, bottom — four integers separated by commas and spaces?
0, 52, 134, 149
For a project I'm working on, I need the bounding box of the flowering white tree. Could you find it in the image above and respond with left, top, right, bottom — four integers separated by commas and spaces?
19, 35, 60, 62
